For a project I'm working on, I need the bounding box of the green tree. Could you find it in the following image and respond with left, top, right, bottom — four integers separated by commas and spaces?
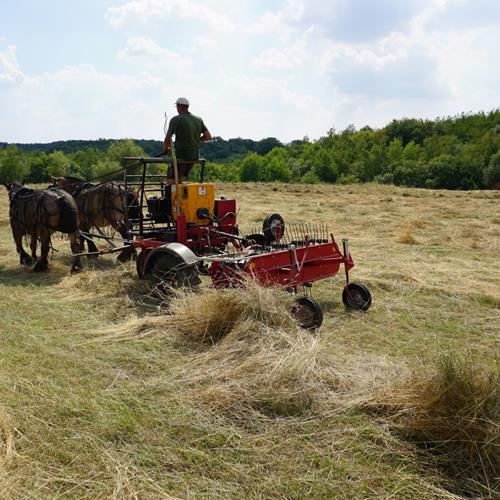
387, 138, 404, 164
46, 151, 70, 177
483, 151, 500, 188
240, 153, 263, 182
69, 148, 105, 180
0, 145, 30, 183
93, 159, 121, 179
401, 141, 421, 161
27, 151, 50, 183
106, 139, 145, 163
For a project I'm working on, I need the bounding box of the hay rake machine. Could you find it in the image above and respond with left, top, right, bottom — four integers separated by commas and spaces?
123, 157, 372, 329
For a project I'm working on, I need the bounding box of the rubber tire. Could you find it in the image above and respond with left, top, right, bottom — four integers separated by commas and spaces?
342, 282, 372, 311
136, 249, 148, 279
146, 253, 200, 289
263, 213, 285, 244
292, 296, 324, 330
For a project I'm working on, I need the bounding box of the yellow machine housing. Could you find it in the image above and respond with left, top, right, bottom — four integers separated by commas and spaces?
171, 183, 215, 225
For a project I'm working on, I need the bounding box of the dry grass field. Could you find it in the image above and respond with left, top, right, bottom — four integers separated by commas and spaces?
0, 182, 499, 498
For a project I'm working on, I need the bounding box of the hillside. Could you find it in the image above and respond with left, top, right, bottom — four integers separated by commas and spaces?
0, 136, 283, 162
0, 183, 498, 498
1, 110, 499, 189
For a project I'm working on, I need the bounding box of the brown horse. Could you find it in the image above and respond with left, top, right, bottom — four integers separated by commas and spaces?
51, 177, 138, 261
5, 182, 82, 273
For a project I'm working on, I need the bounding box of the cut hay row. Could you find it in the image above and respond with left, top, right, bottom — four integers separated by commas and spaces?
88, 280, 499, 497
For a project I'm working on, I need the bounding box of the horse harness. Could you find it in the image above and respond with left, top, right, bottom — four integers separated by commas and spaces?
10, 187, 72, 233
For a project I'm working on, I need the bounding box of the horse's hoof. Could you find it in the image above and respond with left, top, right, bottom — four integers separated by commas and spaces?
21, 255, 33, 266
70, 266, 83, 274
33, 261, 48, 272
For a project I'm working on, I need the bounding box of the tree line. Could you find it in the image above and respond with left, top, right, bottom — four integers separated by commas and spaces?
1, 110, 499, 189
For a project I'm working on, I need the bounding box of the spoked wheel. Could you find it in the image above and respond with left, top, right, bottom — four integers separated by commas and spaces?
342, 282, 372, 311
292, 296, 324, 330
147, 253, 200, 291
263, 213, 285, 244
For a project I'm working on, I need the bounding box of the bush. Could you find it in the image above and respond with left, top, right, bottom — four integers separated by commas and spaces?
427, 154, 483, 189
392, 160, 430, 187
484, 151, 500, 188
300, 170, 320, 184
337, 173, 359, 185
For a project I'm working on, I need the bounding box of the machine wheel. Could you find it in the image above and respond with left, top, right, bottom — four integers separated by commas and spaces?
292, 296, 324, 330
150, 255, 200, 289
146, 253, 200, 290
263, 213, 285, 244
342, 282, 372, 311
136, 249, 148, 279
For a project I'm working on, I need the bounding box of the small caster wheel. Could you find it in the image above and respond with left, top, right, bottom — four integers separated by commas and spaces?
292, 296, 324, 330
263, 213, 285, 244
342, 282, 372, 311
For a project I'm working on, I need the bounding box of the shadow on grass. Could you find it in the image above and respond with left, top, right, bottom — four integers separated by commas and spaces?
0, 255, 125, 288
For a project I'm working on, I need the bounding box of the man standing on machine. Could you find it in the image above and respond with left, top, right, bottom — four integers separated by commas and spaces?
163, 97, 212, 183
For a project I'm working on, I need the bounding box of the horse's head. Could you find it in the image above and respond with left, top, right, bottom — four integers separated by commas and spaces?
4, 181, 26, 201
51, 176, 84, 193
50, 176, 65, 189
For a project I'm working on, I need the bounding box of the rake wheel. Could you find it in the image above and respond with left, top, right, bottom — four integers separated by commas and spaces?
342, 282, 372, 311
263, 213, 285, 244
292, 296, 323, 330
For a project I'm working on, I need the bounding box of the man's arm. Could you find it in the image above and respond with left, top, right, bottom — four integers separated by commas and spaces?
163, 133, 172, 154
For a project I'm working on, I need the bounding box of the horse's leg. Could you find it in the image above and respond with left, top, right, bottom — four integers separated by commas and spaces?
115, 221, 135, 262
81, 225, 99, 258
69, 232, 83, 273
86, 235, 99, 256
33, 236, 50, 272
30, 235, 38, 261
12, 226, 33, 266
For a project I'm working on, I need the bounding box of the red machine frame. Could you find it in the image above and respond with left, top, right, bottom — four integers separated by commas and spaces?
122, 156, 371, 328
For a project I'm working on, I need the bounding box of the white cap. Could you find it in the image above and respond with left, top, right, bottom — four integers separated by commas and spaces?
175, 97, 190, 106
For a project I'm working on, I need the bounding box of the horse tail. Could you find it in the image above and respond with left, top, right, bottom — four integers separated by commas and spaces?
57, 195, 79, 234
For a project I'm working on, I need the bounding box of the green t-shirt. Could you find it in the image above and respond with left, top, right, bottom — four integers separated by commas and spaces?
167, 111, 207, 161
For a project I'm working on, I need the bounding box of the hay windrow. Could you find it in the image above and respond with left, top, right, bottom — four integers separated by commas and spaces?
362, 354, 500, 496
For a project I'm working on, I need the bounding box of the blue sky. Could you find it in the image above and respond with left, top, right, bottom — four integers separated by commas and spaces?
1, 0, 499, 143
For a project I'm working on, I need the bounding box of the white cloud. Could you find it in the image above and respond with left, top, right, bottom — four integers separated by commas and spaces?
277, 0, 429, 42
106, 0, 234, 32
0, 62, 174, 142
226, 73, 317, 112
0, 45, 23, 83
252, 28, 313, 71
117, 37, 191, 71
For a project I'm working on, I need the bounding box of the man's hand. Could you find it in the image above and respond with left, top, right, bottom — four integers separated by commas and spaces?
163, 134, 172, 155
201, 129, 212, 142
